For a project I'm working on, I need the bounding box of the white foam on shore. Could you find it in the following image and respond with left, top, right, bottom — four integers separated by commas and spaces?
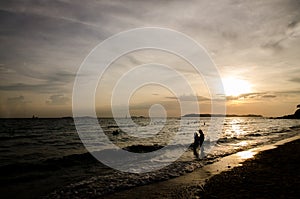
104, 134, 300, 199
174, 134, 300, 185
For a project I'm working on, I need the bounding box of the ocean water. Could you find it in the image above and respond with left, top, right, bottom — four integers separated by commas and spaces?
0, 117, 300, 198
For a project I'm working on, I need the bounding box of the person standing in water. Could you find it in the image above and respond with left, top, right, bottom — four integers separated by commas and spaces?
193, 129, 205, 159
199, 129, 205, 158
199, 129, 204, 147
193, 132, 200, 158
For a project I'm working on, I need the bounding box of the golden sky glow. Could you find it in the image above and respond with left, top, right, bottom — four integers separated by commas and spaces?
222, 77, 252, 97
0, 0, 300, 118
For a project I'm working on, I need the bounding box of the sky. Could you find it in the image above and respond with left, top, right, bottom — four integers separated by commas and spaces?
0, 0, 300, 118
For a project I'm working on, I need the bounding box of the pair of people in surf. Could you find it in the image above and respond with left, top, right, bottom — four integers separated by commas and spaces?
193, 129, 204, 159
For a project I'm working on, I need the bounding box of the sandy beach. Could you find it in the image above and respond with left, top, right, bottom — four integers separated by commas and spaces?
1, 118, 299, 199
2, 1, 300, 198
198, 138, 300, 199
105, 136, 300, 199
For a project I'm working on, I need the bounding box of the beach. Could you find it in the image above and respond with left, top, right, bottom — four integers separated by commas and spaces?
198, 138, 300, 199
0, 118, 299, 198
2, 1, 300, 198
105, 136, 300, 199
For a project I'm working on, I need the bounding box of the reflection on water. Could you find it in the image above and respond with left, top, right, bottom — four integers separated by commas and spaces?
0, 117, 300, 198
237, 151, 257, 159
225, 118, 247, 138
233, 141, 249, 147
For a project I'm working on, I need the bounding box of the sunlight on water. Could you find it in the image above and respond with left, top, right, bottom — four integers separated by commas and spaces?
1, 117, 300, 197
231, 123, 245, 136
224, 118, 247, 137
233, 141, 249, 147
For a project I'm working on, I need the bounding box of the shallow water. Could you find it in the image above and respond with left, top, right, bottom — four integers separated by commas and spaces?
0, 117, 299, 198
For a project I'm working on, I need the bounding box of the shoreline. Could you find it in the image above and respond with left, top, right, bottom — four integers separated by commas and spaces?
198, 137, 300, 198
105, 135, 300, 198
1, 128, 299, 198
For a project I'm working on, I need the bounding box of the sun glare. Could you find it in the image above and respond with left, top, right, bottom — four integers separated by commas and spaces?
222, 77, 252, 96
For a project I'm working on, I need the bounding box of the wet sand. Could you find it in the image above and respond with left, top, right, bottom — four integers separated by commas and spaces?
197, 138, 300, 199
106, 135, 300, 199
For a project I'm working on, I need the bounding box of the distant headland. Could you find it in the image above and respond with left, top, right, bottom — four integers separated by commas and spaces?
182, 113, 263, 118
274, 104, 300, 119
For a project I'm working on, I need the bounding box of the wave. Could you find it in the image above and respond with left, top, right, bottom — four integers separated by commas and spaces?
0, 151, 100, 175
217, 137, 239, 144
123, 144, 164, 153
46, 154, 209, 198
247, 133, 262, 137
290, 125, 300, 130
0, 143, 188, 175
42, 131, 300, 198
0, 134, 42, 141
272, 129, 291, 134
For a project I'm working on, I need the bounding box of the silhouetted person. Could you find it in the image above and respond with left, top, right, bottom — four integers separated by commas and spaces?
199, 129, 204, 147
199, 129, 205, 158
193, 132, 200, 158
193, 129, 205, 159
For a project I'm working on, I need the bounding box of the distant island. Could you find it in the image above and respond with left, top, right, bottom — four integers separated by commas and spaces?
130, 116, 145, 119
274, 104, 300, 119
182, 114, 263, 118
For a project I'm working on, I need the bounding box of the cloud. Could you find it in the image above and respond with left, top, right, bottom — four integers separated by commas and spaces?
260, 19, 300, 52
261, 39, 284, 51
225, 92, 277, 101
225, 90, 300, 101
0, 65, 77, 93
0, 65, 14, 73
261, 94, 276, 98
46, 94, 69, 105
275, 90, 300, 95
1, 0, 300, 117
165, 92, 279, 102
166, 94, 210, 102
0, 83, 68, 93
289, 77, 300, 83
7, 95, 28, 105
287, 20, 300, 38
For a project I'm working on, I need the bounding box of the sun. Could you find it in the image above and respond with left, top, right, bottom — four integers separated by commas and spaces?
222, 77, 252, 96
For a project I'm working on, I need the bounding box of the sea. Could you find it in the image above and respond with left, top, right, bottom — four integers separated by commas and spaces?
0, 117, 300, 198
